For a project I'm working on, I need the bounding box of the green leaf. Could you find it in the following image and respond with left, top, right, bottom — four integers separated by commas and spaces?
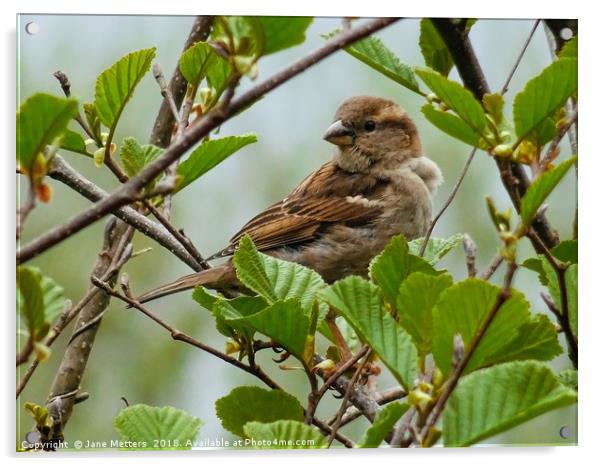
232, 235, 326, 312
17, 267, 65, 338
419, 19, 454, 77
408, 233, 464, 265
61, 129, 90, 156
83, 102, 102, 143
257, 17, 313, 55
119, 137, 163, 178
193, 286, 265, 339
559, 36, 577, 58
369, 234, 438, 306
550, 239, 578, 264
213, 17, 265, 57
238, 300, 310, 360
321, 276, 418, 390
520, 157, 577, 227
396, 272, 453, 355
357, 402, 409, 448
482, 92, 505, 126
416, 67, 488, 136
558, 369, 578, 390
243, 420, 326, 449
175, 134, 257, 193
215, 387, 304, 438
324, 31, 421, 94
544, 260, 578, 338
432, 279, 532, 376
17, 267, 45, 333
521, 240, 577, 286
114, 404, 202, 450
444, 361, 577, 446
421, 104, 482, 147
493, 314, 562, 364
17, 93, 78, 169
179, 41, 230, 91
513, 58, 577, 142
94, 48, 156, 135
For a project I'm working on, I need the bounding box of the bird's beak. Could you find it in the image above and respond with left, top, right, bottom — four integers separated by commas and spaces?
323, 120, 354, 146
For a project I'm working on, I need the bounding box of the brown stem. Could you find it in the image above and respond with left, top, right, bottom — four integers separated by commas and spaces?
17, 17, 400, 265
327, 349, 372, 447
419, 148, 477, 256
462, 233, 477, 277
16, 175, 36, 239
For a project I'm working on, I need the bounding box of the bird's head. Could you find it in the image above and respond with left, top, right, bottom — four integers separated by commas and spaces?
323, 96, 422, 173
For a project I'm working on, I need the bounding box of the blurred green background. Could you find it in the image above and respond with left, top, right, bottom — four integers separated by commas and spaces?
16, 15, 576, 447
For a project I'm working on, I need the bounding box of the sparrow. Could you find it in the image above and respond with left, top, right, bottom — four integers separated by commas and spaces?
137, 96, 443, 305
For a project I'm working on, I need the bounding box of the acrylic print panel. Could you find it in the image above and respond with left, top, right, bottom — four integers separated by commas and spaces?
16, 14, 577, 452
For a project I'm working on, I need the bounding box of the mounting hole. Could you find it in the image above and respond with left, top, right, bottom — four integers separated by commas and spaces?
559, 425, 571, 439
560, 28, 574, 41
25, 22, 40, 35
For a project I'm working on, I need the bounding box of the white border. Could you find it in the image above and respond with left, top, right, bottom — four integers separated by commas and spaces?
4, 1, 598, 465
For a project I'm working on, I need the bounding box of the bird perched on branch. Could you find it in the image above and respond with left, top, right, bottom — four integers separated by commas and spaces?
137, 96, 442, 304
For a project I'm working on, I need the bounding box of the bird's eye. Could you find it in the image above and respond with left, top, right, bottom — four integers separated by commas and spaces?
364, 120, 376, 132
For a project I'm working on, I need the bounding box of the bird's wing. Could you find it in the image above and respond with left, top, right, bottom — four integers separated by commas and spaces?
208, 162, 383, 259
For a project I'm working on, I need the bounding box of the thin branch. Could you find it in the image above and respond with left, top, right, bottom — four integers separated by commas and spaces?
17, 17, 400, 265
480, 253, 503, 280
150, 16, 215, 148
143, 201, 210, 269
327, 349, 372, 447
420, 261, 518, 441
462, 233, 477, 277
16, 176, 36, 239
500, 20, 541, 94
541, 106, 578, 168
419, 148, 477, 256
152, 62, 182, 127
53, 70, 99, 145
47, 155, 203, 271
328, 386, 406, 427
305, 345, 369, 424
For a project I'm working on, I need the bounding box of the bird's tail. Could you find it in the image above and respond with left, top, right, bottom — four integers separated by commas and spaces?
135, 264, 236, 304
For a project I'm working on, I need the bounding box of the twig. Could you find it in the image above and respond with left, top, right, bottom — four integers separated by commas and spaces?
462, 233, 477, 277
327, 349, 372, 447
47, 155, 203, 271
420, 261, 518, 441
432, 18, 560, 252
150, 16, 215, 148
16, 176, 36, 239
152, 62, 182, 127
541, 106, 578, 169
144, 201, 210, 269
305, 345, 369, 424
480, 253, 503, 280
93, 276, 354, 447
53, 70, 99, 145
17, 17, 400, 264
16, 336, 34, 366
500, 20, 541, 94
419, 148, 477, 257
328, 386, 406, 427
